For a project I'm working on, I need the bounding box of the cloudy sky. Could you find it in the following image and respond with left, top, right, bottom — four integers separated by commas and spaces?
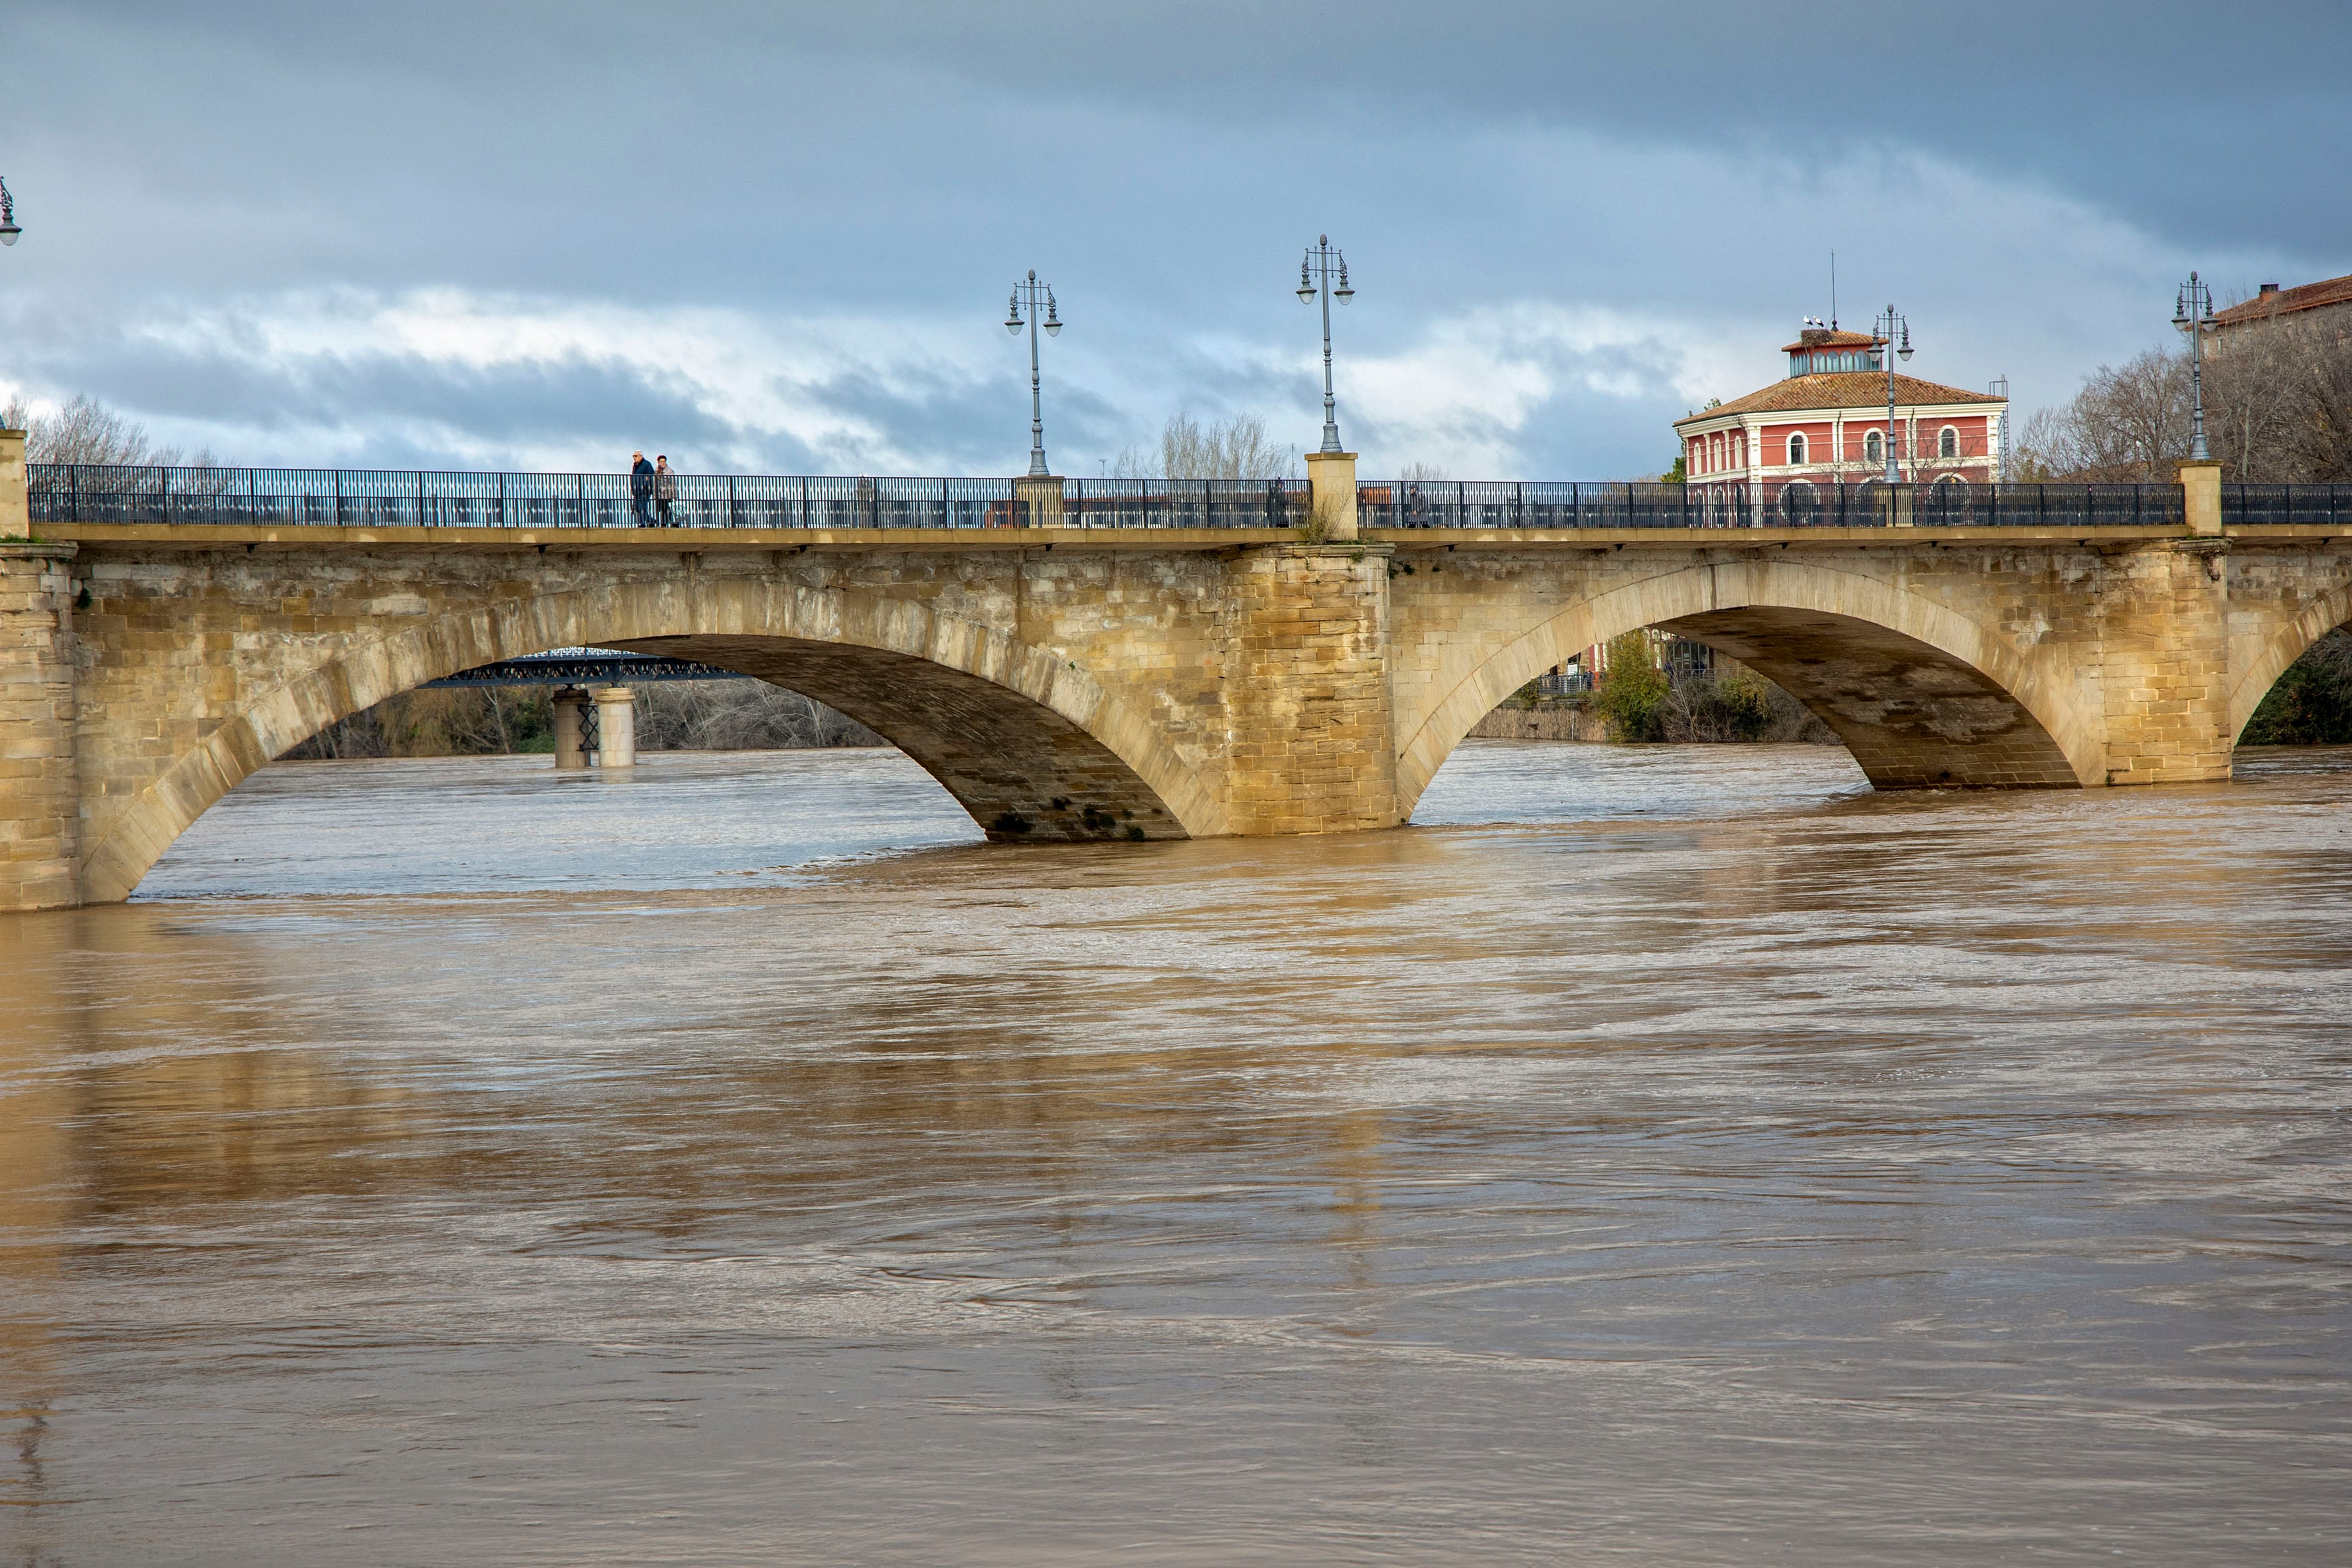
2, 1, 2347, 479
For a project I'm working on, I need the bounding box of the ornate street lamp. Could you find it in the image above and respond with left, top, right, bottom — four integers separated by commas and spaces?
1872, 304, 1914, 483
1004, 270, 1061, 478
0, 176, 20, 246
2173, 271, 2217, 462
1297, 234, 1354, 454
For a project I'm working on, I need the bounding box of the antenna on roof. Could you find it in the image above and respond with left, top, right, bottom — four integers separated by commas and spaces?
1830, 252, 1838, 330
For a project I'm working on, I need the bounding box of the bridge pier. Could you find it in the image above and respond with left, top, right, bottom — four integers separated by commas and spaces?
2096, 540, 2234, 785
0, 541, 83, 911
592, 687, 636, 767
1226, 542, 1401, 833
552, 686, 589, 769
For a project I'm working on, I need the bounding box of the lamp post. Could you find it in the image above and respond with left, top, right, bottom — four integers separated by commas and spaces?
1872, 305, 1914, 483
1296, 235, 1354, 454
0, 176, 20, 246
2173, 272, 2217, 462
1004, 270, 1061, 478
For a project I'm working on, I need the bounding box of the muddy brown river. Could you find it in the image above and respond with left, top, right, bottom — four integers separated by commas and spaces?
3, 740, 2347, 1564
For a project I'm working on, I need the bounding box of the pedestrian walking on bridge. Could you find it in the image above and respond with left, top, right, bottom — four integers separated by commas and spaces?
629, 451, 654, 526
655, 455, 677, 526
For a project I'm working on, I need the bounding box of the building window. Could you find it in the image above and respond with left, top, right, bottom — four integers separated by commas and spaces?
1939, 426, 1959, 459
1786, 433, 1808, 465
1863, 429, 1884, 465
1778, 479, 1820, 524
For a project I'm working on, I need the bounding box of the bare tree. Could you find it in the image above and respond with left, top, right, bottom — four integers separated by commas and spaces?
2015, 319, 2351, 483
633, 680, 881, 749
0, 392, 218, 467
1112, 413, 1296, 479
2207, 311, 2352, 482
2011, 349, 2192, 482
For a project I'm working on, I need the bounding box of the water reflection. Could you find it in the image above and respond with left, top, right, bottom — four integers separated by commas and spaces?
2, 742, 2348, 1563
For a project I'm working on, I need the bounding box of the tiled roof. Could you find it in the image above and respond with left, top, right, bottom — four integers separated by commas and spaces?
2210, 272, 2352, 327
1779, 327, 1879, 352
1676, 371, 2003, 426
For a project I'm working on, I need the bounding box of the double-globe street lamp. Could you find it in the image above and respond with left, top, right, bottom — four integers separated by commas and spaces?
1004, 270, 1062, 478
2174, 271, 2218, 461
1872, 304, 1915, 484
1297, 235, 1354, 454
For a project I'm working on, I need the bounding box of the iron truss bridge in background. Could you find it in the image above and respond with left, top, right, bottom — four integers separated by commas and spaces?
424, 649, 749, 688
26, 463, 2352, 531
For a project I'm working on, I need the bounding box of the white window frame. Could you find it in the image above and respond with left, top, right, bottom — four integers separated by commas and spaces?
1786, 432, 1808, 465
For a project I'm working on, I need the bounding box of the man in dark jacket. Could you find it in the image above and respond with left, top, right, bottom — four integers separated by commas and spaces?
630, 451, 654, 525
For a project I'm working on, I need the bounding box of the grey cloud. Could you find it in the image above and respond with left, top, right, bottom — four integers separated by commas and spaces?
46, 0, 2347, 256
4, 1, 2342, 479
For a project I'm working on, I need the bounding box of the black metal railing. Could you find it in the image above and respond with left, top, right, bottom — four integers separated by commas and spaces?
2221, 483, 2352, 526
32, 463, 2349, 534
1356, 478, 2197, 530
25, 464, 1307, 532
1064, 477, 1306, 529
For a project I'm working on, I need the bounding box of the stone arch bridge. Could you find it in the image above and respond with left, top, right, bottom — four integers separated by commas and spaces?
4, 448, 2349, 909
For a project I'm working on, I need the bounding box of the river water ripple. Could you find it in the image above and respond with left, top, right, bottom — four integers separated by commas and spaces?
3, 741, 2348, 1564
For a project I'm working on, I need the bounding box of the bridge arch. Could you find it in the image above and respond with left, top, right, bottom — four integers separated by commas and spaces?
1395, 556, 2104, 814
2230, 582, 2352, 742
78, 578, 1220, 904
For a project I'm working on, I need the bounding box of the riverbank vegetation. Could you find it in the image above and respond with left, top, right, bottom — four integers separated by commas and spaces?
2242, 629, 2352, 744
1587, 631, 1838, 744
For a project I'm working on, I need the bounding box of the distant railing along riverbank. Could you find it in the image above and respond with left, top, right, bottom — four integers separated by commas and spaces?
29, 463, 2352, 531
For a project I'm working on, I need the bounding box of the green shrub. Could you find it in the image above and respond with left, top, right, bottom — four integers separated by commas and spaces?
2241, 629, 2352, 744
1595, 631, 1669, 742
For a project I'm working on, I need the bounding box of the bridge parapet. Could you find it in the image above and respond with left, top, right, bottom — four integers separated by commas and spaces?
29, 460, 2352, 535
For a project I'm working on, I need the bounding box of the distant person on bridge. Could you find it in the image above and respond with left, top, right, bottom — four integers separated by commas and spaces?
655, 455, 677, 526
629, 451, 654, 525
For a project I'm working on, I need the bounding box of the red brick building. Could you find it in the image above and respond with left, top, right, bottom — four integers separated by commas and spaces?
2209, 272, 2352, 346
1674, 325, 2008, 522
